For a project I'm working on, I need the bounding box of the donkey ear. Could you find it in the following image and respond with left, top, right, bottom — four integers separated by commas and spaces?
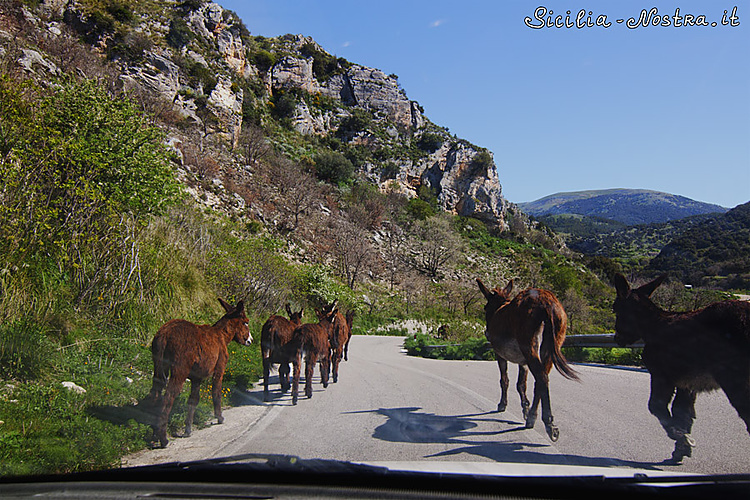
638, 274, 667, 297
503, 279, 514, 295
614, 274, 630, 298
285, 303, 292, 316
235, 300, 245, 312
476, 279, 492, 299
218, 298, 232, 312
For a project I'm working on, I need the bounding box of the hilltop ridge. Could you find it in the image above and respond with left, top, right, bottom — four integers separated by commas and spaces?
519, 188, 727, 226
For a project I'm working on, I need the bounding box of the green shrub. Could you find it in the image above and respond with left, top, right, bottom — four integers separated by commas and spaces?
0, 319, 56, 380
166, 18, 193, 48
416, 132, 443, 153
313, 150, 354, 185
406, 198, 436, 220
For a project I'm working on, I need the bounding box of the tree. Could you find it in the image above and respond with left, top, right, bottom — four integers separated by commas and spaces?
406, 215, 464, 278
268, 158, 319, 232
328, 216, 376, 290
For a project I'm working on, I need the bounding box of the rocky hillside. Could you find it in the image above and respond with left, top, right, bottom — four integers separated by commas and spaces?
520, 188, 727, 225
6, 0, 507, 225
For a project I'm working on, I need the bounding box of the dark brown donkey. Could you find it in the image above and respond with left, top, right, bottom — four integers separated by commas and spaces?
143, 299, 252, 448
261, 305, 304, 401
330, 310, 352, 383
613, 273, 750, 463
477, 279, 578, 441
291, 302, 338, 405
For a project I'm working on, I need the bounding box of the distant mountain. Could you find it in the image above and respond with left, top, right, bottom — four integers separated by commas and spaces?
649, 202, 750, 289
519, 189, 727, 225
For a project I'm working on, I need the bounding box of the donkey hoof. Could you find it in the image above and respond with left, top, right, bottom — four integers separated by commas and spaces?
525, 414, 537, 429
546, 425, 560, 442
497, 402, 507, 413
217, 416, 224, 425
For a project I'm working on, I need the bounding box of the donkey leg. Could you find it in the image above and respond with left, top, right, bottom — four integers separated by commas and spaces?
184, 378, 201, 437
211, 369, 226, 424
156, 375, 186, 448
143, 362, 168, 408
332, 350, 341, 383
516, 365, 530, 419
714, 366, 750, 436
524, 357, 553, 439
669, 388, 698, 463
320, 353, 330, 388
291, 352, 301, 405
495, 357, 509, 412
263, 355, 272, 402
305, 353, 317, 398
648, 376, 677, 439
279, 362, 291, 393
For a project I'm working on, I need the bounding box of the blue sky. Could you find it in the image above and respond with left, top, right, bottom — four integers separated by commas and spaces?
219, 1, 749, 208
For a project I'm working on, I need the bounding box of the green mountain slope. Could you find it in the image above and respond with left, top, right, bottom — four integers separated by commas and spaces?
649, 202, 750, 288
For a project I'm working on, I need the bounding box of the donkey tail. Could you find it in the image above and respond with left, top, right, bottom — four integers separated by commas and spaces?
545, 311, 579, 381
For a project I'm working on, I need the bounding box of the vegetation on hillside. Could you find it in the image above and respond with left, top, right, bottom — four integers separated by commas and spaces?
650, 202, 750, 289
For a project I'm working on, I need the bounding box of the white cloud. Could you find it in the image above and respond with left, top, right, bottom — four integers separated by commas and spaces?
342, 41, 351, 48
430, 19, 445, 28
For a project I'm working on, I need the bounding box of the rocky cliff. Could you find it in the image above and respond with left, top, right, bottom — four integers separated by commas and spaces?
3, 0, 508, 225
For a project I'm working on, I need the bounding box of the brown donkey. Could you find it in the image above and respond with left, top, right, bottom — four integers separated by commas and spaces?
613, 273, 750, 463
144, 299, 252, 448
291, 302, 338, 405
261, 305, 304, 401
329, 310, 352, 383
477, 279, 578, 441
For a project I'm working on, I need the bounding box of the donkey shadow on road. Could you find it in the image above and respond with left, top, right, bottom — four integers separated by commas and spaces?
346, 406, 663, 471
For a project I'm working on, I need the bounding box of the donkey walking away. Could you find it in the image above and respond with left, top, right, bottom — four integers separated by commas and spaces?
261, 305, 304, 402
613, 274, 750, 463
330, 309, 353, 383
143, 299, 252, 448
291, 302, 338, 405
477, 279, 579, 441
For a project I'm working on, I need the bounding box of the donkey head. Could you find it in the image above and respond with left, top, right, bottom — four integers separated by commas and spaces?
612, 274, 666, 346
316, 301, 338, 322
476, 278, 514, 324
219, 298, 252, 346
285, 304, 305, 326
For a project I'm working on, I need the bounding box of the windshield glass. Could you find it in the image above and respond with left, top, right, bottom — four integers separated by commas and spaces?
0, 0, 748, 487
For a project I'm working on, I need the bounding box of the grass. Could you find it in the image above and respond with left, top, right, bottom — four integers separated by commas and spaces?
0, 324, 263, 477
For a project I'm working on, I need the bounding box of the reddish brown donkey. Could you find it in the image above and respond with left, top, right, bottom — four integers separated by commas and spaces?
144, 299, 251, 448
261, 305, 304, 401
330, 310, 352, 383
291, 302, 338, 405
477, 279, 578, 441
613, 273, 750, 463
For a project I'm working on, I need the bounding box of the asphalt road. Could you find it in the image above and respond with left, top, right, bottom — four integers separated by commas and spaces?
126, 335, 749, 476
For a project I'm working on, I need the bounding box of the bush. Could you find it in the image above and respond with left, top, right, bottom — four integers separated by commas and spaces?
166, 18, 193, 48
313, 150, 354, 185
406, 198, 436, 220
0, 319, 56, 380
416, 132, 443, 153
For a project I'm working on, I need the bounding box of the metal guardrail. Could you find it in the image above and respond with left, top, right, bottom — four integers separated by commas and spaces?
421, 334, 643, 353
564, 333, 644, 349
